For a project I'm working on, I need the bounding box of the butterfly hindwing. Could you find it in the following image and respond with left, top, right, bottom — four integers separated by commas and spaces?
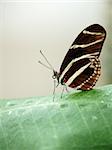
69, 57, 101, 90
59, 24, 106, 90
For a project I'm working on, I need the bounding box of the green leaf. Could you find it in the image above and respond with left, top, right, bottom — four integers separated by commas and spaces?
0, 84, 112, 150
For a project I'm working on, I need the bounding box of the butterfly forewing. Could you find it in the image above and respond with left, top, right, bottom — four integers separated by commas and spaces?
59, 24, 106, 90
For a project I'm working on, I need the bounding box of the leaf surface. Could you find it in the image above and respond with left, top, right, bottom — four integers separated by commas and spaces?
0, 85, 112, 150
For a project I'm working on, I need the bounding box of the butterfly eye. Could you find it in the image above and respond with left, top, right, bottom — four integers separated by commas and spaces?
52, 75, 56, 79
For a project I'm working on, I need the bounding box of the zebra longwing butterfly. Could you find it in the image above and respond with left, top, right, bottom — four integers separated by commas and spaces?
39, 24, 106, 91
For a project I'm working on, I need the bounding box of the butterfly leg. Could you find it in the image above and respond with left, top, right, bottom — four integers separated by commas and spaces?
53, 79, 56, 101
61, 86, 65, 99
65, 85, 69, 93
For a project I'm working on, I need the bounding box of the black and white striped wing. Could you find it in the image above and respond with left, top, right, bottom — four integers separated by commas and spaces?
59, 24, 106, 90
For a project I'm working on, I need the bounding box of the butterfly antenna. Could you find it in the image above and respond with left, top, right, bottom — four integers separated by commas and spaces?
39, 50, 54, 70
38, 60, 53, 70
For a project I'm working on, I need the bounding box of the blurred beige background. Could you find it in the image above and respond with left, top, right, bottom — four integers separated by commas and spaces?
0, 0, 111, 98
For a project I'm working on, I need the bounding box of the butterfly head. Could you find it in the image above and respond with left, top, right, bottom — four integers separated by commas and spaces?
52, 70, 59, 81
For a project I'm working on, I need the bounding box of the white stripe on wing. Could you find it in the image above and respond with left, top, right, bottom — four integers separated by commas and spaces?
59, 52, 99, 83
70, 37, 104, 49
83, 30, 105, 36
65, 63, 91, 86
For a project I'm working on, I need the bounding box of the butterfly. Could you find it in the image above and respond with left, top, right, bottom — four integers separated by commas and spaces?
39, 24, 106, 93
